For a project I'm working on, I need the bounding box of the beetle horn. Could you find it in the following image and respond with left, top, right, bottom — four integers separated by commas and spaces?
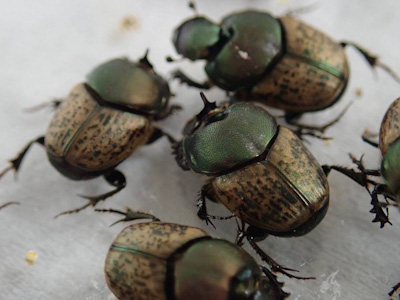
139, 49, 154, 70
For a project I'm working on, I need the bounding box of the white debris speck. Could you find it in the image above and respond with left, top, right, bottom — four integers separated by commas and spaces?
320, 270, 341, 300
234, 45, 250, 60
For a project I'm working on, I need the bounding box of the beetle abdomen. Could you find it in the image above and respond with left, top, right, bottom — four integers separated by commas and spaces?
210, 127, 329, 236
45, 83, 153, 179
105, 222, 208, 300
244, 16, 349, 112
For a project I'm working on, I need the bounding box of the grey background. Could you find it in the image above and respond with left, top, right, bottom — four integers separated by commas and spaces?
1, 0, 399, 299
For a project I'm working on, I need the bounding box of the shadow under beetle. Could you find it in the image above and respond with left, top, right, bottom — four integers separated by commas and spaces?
170, 8, 399, 124
0, 52, 179, 217
173, 92, 328, 279
323, 97, 400, 227
102, 209, 288, 300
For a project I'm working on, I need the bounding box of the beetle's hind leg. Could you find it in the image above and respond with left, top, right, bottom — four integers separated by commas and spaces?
95, 207, 160, 226
55, 169, 126, 218
340, 41, 400, 83
171, 69, 213, 90
0, 136, 45, 179
0, 201, 20, 211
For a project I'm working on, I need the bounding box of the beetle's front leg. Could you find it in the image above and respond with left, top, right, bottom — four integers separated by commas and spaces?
260, 267, 290, 299
0, 136, 45, 179
55, 169, 126, 218
197, 185, 235, 228
172, 69, 213, 89
340, 41, 400, 83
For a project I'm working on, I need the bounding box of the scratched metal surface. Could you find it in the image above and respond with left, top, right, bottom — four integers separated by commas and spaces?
1, 0, 400, 299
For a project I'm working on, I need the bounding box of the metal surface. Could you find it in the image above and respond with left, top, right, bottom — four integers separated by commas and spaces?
1, 0, 399, 299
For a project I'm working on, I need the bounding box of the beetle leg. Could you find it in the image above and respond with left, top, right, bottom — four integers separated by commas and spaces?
54, 170, 126, 218
0, 201, 20, 210
286, 103, 351, 140
95, 207, 160, 226
197, 185, 235, 228
24, 98, 63, 112
260, 267, 290, 299
361, 130, 379, 148
171, 69, 213, 89
146, 127, 177, 145
389, 282, 400, 298
0, 136, 45, 179
247, 236, 315, 280
152, 104, 182, 121
340, 41, 400, 83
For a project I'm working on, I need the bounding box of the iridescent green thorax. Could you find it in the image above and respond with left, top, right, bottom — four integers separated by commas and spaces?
183, 103, 277, 175
172, 239, 264, 300
173, 17, 220, 60
205, 10, 283, 91
86, 58, 170, 115
381, 138, 400, 203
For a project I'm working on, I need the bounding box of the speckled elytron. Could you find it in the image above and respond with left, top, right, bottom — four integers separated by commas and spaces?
105, 222, 284, 300
175, 95, 329, 237
0, 54, 177, 215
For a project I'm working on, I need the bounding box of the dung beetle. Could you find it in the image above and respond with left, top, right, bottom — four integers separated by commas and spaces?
170, 8, 399, 124
102, 210, 288, 299
0, 52, 179, 216
323, 97, 400, 228
173, 92, 328, 279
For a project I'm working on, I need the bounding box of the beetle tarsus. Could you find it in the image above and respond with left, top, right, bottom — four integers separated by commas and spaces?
172, 69, 213, 89
340, 41, 400, 83
95, 207, 160, 226
0, 136, 45, 179
0, 201, 20, 210
361, 130, 379, 148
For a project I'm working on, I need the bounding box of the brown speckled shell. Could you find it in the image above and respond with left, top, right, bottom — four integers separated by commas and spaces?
238, 16, 349, 112
105, 222, 208, 300
45, 83, 153, 175
209, 127, 329, 233
379, 97, 400, 155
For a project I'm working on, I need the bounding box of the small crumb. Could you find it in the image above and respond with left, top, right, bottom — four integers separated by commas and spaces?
120, 15, 140, 32
355, 88, 363, 97
25, 250, 38, 265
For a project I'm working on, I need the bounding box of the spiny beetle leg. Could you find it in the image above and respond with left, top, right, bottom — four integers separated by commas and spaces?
95, 207, 160, 226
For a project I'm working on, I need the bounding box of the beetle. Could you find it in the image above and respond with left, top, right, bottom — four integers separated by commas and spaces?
102, 210, 288, 300
0, 52, 179, 216
323, 97, 400, 228
170, 8, 399, 127
172, 92, 328, 278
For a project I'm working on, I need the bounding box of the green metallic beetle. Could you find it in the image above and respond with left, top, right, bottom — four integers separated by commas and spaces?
0, 53, 179, 216
324, 97, 400, 228
171, 9, 399, 124
173, 93, 328, 278
103, 215, 288, 300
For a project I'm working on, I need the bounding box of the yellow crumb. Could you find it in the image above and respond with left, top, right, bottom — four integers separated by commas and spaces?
25, 250, 38, 265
